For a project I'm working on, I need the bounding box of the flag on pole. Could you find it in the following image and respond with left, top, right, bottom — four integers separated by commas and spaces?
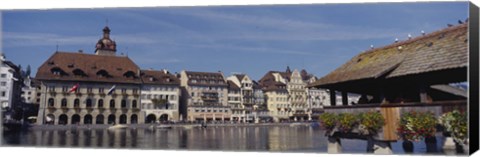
68, 83, 80, 93
107, 85, 116, 95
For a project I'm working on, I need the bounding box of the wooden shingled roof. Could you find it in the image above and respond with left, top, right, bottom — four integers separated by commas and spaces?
36, 51, 142, 84
310, 23, 468, 87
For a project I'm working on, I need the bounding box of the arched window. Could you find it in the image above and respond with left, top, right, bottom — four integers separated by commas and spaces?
132, 100, 137, 108
61, 98, 67, 107
48, 98, 54, 107
86, 99, 92, 108
74, 98, 80, 108
121, 99, 127, 108
110, 99, 115, 108
98, 99, 104, 108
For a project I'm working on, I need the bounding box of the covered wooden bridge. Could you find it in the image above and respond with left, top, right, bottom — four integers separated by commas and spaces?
309, 23, 468, 154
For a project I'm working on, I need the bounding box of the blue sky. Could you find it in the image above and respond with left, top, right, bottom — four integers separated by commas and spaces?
1, 2, 469, 80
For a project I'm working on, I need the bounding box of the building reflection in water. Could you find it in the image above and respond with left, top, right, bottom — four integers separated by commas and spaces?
6, 126, 333, 152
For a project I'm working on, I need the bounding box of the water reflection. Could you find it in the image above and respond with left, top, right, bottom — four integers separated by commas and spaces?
3, 126, 330, 152
2, 126, 438, 154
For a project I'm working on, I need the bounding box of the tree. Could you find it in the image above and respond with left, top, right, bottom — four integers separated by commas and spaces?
26, 65, 31, 76
151, 98, 168, 109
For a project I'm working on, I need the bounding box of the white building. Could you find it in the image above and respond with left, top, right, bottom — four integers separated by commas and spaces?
0, 53, 24, 120
21, 76, 39, 104
227, 74, 257, 122
140, 69, 181, 122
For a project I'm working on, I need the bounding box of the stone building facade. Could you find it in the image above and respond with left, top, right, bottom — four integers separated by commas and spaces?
259, 71, 290, 122
179, 71, 231, 122
35, 26, 144, 125
227, 80, 242, 122
140, 69, 181, 123
227, 74, 256, 122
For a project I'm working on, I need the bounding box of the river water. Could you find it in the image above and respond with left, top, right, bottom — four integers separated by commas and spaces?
1, 125, 448, 154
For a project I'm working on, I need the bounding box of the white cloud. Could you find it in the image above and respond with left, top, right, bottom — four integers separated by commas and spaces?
3, 31, 160, 48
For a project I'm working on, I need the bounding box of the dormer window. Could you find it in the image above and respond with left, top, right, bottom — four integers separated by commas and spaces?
149, 77, 155, 82
72, 69, 87, 77
51, 67, 66, 76
123, 71, 135, 78
96, 70, 109, 78
67, 64, 74, 68
48, 61, 55, 66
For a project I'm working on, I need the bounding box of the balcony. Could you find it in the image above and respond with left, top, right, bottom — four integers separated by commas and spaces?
201, 96, 218, 102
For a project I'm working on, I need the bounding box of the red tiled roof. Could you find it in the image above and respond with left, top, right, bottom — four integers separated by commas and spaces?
185, 71, 227, 87
35, 51, 141, 84
140, 69, 180, 85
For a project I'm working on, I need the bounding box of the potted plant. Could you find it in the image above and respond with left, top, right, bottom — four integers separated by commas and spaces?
319, 112, 337, 136
439, 110, 468, 153
337, 113, 357, 133
397, 111, 437, 153
358, 111, 385, 136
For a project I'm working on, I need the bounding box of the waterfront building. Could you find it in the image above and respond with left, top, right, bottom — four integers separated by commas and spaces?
140, 69, 181, 123
227, 74, 256, 122
252, 81, 270, 122
35, 26, 144, 125
286, 68, 309, 121
259, 67, 322, 122
258, 71, 289, 122
0, 53, 24, 120
21, 76, 39, 104
227, 80, 242, 122
309, 22, 468, 142
179, 70, 230, 122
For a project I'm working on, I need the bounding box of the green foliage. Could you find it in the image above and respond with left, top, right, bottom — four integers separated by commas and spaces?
337, 113, 357, 133
319, 112, 337, 132
397, 111, 437, 142
439, 110, 468, 144
358, 111, 385, 135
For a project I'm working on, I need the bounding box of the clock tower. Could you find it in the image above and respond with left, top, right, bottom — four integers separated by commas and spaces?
95, 26, 117, 56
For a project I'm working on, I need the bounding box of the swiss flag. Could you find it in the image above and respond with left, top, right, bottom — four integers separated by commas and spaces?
68, 83, 80, 93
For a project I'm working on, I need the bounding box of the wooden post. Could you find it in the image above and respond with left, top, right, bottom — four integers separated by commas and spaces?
342, 91, 348, 106
380, 106, 400, 141
329, 89, 336, 106
419, 86, 431, 103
